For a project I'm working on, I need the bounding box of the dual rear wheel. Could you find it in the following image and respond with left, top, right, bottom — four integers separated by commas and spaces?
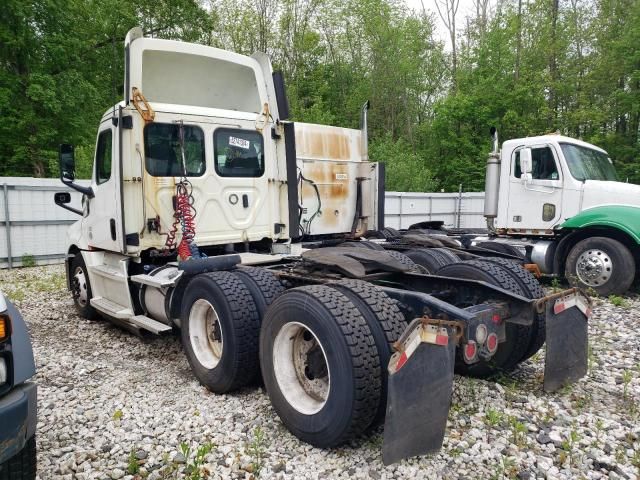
180, 269, 405, 447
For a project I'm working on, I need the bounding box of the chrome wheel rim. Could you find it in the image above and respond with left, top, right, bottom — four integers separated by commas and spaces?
189, 299, 224, 369
576, 249, 612, 287
273, 322, 330, 415
72, 266, 89, 307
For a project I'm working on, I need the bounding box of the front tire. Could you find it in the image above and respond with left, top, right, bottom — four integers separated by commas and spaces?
260, 285, 381, 447
70, 254, 98, 320
565, 237, 635, 296
181, 272, 260, 393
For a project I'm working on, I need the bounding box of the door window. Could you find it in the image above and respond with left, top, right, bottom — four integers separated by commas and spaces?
95, 129, 113, 185
214, 129, 264, 177
513, 146, 559, 180
144, 123, 205, 177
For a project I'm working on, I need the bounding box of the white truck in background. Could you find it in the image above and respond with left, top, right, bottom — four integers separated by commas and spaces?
54, 27, 590, 465
475, 128, 640, 296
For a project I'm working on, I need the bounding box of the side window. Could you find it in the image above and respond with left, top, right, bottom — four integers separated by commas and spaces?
214, 129, 264, 178
95, 129, 113, 185
144, 123, 205, 177
513, 146, 559, 180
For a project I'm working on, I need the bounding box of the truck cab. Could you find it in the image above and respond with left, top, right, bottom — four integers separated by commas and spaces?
55, 27, 382, 328
495, 135, 621, 233
484, 131, 640, 295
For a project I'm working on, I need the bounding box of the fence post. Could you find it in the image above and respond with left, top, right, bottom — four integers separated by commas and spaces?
3, 183, 11, 269
456, 184, 463, 229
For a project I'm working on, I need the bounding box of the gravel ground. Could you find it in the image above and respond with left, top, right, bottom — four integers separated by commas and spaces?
1, 264, 639, 480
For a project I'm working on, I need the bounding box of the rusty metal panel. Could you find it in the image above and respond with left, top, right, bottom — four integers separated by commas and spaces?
294, 123, 363, 162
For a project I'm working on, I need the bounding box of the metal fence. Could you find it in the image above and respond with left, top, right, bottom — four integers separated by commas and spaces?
0, 177, 88, 268
0, 177, 486, 268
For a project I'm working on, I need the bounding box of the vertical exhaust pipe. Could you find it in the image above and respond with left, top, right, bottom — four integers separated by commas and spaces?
360, 101, 370, 161
484, 127, 500, 232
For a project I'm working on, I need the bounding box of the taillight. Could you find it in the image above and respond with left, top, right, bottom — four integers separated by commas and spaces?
463, 341, 477, 363
486, 333, 499, 354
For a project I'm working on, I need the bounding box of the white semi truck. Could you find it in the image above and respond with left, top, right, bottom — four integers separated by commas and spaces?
477, 128, 639, 296
54, 28, 590, 464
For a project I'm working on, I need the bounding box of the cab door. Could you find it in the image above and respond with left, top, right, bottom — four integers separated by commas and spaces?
506, 144, 564, 231
83, 123, 123, 252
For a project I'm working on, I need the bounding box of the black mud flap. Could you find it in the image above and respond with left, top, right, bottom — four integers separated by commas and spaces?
382, 328, 456, 465
543, 292, 589, 392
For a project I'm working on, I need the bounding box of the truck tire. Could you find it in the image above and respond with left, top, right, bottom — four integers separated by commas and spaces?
484, 257, 546, 361
181, 271, 260, 393
385, 250, 427, 273
0, 436, 36, 480
431, 248, 460, 265
260, 285, 381, 447
436, 260, 531, 377
565, 237, 635, 296
381, 227, 401, 239
70, 254, 98, 320
327, 280, 405, 422
232, 266, 284, 318
405, 249, 446, 273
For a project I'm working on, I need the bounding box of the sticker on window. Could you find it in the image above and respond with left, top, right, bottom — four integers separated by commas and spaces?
229, 136, 250, 149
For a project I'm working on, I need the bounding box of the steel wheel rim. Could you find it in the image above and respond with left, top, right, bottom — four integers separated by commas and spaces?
189, 299, 224, 369
576, 249, 613, 287
273, 322, 330, 415
73, 266, 89, 307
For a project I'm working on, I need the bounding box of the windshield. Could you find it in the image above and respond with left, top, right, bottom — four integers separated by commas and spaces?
560, 143, 618, 181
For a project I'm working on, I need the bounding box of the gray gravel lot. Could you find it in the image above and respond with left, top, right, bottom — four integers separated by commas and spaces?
1, 265, 639, 480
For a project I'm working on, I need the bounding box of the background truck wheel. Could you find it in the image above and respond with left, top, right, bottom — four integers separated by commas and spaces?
484, 257, 546, 361
436, 260, 532, 377
327, 280, 405, 423
0, 436, 36, 480
70, 254, 98, 320
232, 266, 284, 318
565, 237, 635, 296
384, 250, 427, 273
259, 285, 381, 447
431, 247, 460, 264
405, 249, 446, 273
342, 241, 385, 251
181, 271, 260, 393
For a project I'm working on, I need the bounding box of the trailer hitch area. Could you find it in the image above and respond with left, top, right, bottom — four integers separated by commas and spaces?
536, 288, 591, 393
382, 317, 462, 465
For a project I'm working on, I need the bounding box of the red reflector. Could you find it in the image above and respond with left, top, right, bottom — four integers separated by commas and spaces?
464, 342, 477, 361
486, 333, 498, 353
395, 351, 408, 371
554, 302, 565, 314
435, 334, 448, 346
492, 314, 501, 324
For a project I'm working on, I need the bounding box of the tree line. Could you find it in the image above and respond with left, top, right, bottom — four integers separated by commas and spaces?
1, 0, 638, 191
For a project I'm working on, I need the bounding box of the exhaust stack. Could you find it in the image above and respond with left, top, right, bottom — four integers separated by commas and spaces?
483, 127, 500, 230
360, 101, 370, 161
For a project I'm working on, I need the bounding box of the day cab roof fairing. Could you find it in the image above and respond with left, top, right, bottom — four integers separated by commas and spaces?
123, 27, 275, 118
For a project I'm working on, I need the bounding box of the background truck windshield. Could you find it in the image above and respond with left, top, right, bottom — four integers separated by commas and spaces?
561, 143, 618, 182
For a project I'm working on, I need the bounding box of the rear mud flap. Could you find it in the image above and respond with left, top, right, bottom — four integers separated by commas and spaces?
382, 337, 456, 465
543, 293, 589, 392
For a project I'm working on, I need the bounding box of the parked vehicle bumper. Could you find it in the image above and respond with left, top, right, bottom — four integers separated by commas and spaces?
0, 381, 37, 464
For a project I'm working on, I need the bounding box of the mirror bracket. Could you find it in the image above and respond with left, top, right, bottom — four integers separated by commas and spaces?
54, 192, 83, 215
